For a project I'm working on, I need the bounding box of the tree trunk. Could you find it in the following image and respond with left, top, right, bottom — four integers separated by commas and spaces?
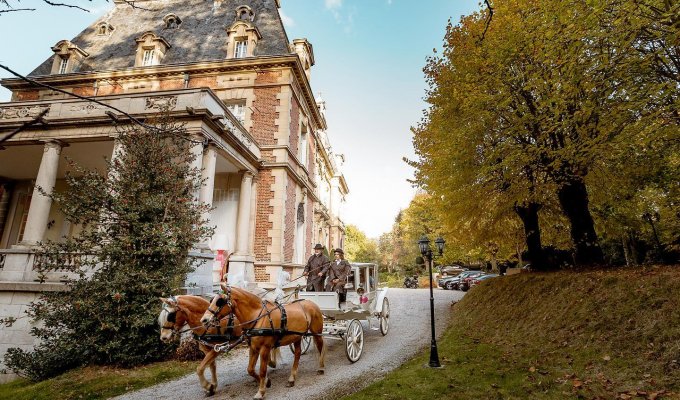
514, 202, 546, 270
556, 177, 604, 265
622, 235, 631, 267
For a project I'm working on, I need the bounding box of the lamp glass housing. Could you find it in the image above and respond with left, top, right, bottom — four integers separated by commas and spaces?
435, 237, 445, 256
418, 235, 430, 255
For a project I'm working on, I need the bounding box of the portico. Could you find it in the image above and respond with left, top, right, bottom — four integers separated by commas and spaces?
0, 89, 261, 289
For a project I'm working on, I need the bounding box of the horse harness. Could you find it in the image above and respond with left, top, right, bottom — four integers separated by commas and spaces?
214, 289, 317, 348
162, 296, 240, 349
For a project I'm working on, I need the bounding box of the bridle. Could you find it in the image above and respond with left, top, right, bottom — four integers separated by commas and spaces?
204, 289, 233, 328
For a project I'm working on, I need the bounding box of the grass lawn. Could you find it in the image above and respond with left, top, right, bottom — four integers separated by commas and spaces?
346, 266, 680, 399
0, 360, 195, 400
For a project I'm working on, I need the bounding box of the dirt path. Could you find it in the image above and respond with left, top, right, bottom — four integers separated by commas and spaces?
115, 288, 464, 400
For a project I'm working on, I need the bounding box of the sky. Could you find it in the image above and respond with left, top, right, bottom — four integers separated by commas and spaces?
0, 0, 481, 238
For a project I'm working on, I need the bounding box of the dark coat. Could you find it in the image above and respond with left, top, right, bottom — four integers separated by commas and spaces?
304, 254, 330, 290
325, 259, 352, 293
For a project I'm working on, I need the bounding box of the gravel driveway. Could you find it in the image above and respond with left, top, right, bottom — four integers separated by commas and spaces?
115, 288, 465, 400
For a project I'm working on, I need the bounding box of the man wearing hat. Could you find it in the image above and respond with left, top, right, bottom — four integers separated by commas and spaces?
303, 244, 330, 292
325, 248, 352, 303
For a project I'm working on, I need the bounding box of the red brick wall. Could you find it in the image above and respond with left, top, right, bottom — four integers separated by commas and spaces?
251, 87, 279, 145
283, 174, 296, 263
96, 84, 124, 96
160, 79, 185, 90
72, 87, 95, 97
289, 97, 300, 160
188, 76, 218, 89
254, 170, 274, 261
254, 266, 271, 283
14, 91, 39, 101
251, 71, 282, 145
256, 71, 281, 84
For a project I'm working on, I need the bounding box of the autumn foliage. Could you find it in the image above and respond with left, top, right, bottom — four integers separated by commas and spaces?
410, 0, 679, 269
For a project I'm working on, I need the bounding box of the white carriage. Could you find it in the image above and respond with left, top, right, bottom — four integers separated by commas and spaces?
295, 263, 390, 363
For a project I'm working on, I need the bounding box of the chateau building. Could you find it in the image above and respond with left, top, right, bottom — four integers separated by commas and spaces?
0, 0, 347, 379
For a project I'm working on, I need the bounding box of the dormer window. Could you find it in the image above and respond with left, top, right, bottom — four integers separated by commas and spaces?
58, 57, 69, 74
163, 13, 182, 29
234, 40, 247, 58
225, 20, 261, 59
235, 5, 254, 22
97, 22, 115, 36
134, 31, 170, 67
50, 40, 89, 75
142, 49, 155, 66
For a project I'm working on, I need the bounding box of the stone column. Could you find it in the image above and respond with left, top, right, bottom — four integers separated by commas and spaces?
197, 144, 216, 249
20, 140, 64, 246
229, 171, 256, 286
189, 137, 205, 202
235, 172, 253, 255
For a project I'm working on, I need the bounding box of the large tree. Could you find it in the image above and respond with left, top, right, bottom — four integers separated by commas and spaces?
412, 0, 678, 267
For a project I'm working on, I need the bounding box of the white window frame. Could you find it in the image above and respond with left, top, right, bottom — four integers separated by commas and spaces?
142, 49, 155, 66
58, 57, 69, 74
234, 40, 247, 58
226, 102, 246, 125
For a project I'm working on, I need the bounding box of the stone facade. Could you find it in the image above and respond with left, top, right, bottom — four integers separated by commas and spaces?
0, 0, 347, 381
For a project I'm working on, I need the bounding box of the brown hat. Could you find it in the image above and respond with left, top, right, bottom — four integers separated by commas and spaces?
333, 248, 344, 255
314, 244, 324, 250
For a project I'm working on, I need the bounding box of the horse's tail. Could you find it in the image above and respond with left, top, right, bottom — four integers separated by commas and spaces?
268, 347, 282, 368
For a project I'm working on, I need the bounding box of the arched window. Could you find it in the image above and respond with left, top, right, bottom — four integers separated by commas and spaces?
97, 22, 114, 36
163, 14, 182, 29
234, 5, 254, 22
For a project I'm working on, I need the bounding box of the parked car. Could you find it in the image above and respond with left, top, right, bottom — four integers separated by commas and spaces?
469, 274, 499, 288
438, 274, 461, 288
444, 271, 481, 290
459, 272, 485, 292
438, 265, 466, 276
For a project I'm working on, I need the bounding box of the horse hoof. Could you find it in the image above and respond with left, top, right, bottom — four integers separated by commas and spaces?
287, 381, 295, 388
266, 378, 272, 388
206, 385, 215, 397
317, 370, 324, 375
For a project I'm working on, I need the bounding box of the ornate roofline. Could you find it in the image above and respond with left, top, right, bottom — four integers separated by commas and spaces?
1, 55, 326, 131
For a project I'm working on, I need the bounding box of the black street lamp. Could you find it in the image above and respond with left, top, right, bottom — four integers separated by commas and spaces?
419, 235, 445, 368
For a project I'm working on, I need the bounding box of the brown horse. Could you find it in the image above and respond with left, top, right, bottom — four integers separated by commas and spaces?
158, 295, 245, 396
201, 284, 326, 400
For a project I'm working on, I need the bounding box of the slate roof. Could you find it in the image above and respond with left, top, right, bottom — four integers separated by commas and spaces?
28, 0, 290, 76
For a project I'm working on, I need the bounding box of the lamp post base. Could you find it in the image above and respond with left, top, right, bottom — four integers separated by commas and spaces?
428, 341, 442, 368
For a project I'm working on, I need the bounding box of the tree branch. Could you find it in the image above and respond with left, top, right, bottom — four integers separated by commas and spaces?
479, 0, 495, 42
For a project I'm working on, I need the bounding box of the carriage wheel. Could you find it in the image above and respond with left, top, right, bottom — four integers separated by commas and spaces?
288, 335, 312, 355
380, 298, 390, 336
344, 319, 364, 363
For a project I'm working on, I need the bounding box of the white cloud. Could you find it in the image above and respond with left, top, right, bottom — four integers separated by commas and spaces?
387, 0, 393, 4
325, 0, 343, 9
279, 9, 295, 27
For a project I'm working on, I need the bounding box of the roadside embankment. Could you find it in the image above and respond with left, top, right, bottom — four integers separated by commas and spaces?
346, 266, 680, 399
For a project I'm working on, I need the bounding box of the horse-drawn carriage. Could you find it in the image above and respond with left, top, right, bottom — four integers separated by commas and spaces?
296, 262, 390, 362
158, 262, 390, 398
